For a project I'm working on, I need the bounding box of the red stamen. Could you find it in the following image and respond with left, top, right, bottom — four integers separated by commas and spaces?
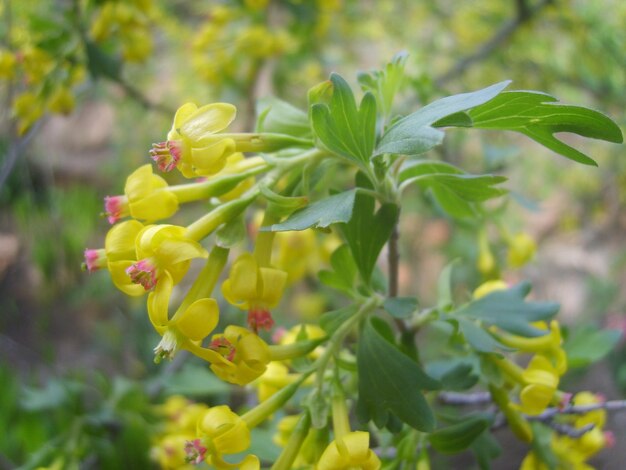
150, 141, 182, 172
184, 439, 207, 464
209, 337, 236, 362
126, 259, 158, 290
248, 308, 274, 333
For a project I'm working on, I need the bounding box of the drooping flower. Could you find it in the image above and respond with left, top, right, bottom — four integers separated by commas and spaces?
84, 220, 145, 296
317, 431, 381, 470
126, 224, 207, 291
150, 102, 237, 177
519, 355, 560, 415
507, 232, 537, 268
196, 325, 271, 386
185, 405, 260, 469
104, 164, 179, 224
472, 279, 508, 299
147, 271, 220, 363
221, 252, 287, 332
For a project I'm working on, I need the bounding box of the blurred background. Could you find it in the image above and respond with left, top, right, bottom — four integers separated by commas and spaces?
1, 0, 625, 468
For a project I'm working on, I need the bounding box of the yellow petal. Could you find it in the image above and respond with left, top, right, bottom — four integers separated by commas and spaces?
124, 164, 153, 200
129, 190, 179, 222
258, 267, 287, 307
180, 103, 237, 144
157, 239, 208, 265
520, 383, 554, 415
223, 253, 259, 304
171, 102, 198, 134
105, 220, 144, 261
191, 138, 235, 175
176, 298, 219, 341
108, 260, 146, 296
147, 271, 173, 329
239, 455, 260, 470
199, 405, 250, 455
221, 279, 250, 309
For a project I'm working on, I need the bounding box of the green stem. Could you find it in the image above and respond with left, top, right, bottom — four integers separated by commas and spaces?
332, 381, 351, 440
174, 246, 229, 315
271, 412, 312, 470
242, 371, 313, 429
314, 297, 380, 389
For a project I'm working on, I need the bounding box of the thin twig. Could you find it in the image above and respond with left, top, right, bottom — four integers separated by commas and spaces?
435, 0, 553, 87
438, 391, 492, 405
0, 120, 43, 191
388, 222, 408, 334
113, 77, 175, 116
546, 422, 594, 438
530, 400, 626, 420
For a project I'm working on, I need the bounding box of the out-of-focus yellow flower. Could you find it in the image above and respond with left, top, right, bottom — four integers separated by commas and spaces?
507, 233, 536, 268
0, 49, 16, 78
126, 224, 208, 291
216, 153, 256, 202
256, 361, 290, 402
151, 102, 237, 177
222, 252, 287, 331
147, 271, 220, 362
121, 29, 153, 62
572, 392, 606, 429
519, 355, 559, 415
22, 47, 54, 83
472, 279, 508, 299
104, 164, 179, 224
244, 0, 269, 10
203, 325, 271, 386
275, 229, 319, 284
279, 324, 326, 359
13, 91, 44, 135
235, 25, 276, 58
47, 86, 75, 115
273, 414, 300, 447
317, 431, 381, 470
477, 229, 497, 276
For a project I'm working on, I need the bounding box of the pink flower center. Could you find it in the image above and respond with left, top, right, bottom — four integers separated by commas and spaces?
104, 195, 128, 224
248, 307, 274, 333
126, 259, 158, 290
150, 140, 182, 172
209, 337, 236, 362
184, 439, 207, 464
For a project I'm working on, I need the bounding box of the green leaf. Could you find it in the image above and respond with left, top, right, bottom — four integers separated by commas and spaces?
426, 361, 479, 391
456, 318, 511, 354
383, 297, 418, 319
358, 51, 408, 118
376, 81, 510, 155
437, 259, 459, 309
563, 325, 622, 368
339, 184, 400, 283
311, 73, 377, 163
318, 244, 358, 295
256, 97, 312, 138
471, 430, 502, 470
156, 363, 230, 397
216, 214, 246, 249
264, 189, 357, 232
455, 282, 559, 337
434, 91, 624, 166
319, 305, 358, 334
357, 317, 439, 432
399, 161, 507, 200
429, 415, 491, 454
84, 39, 122, 80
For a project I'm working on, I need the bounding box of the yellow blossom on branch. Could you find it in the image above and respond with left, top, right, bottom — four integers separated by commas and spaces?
317, 431, 381, 470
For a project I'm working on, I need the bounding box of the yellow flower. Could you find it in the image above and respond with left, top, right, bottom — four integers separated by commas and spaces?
572, 392, 606, 429
222, 252, 287, 332
519, 355, 559, 415
47, 86, 75, 115
275, 229, 319, 284
126, 224, 208, 291
204, 325, 271, 386
104, 164, 179, 224
273, 414, 300, 447
507, 233, 536, 268
215, 153, 256, 202
256, 361, 292, 402
185, 405, 260, 469
472, 279, 508, 299
84, 220, 145, 296
317, 431, 381, 470
279, 324, 326, 360
0, 49, 16, 78
13, 91, 44, 135
147, 271, 220, 362
150, 102, 237, 177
